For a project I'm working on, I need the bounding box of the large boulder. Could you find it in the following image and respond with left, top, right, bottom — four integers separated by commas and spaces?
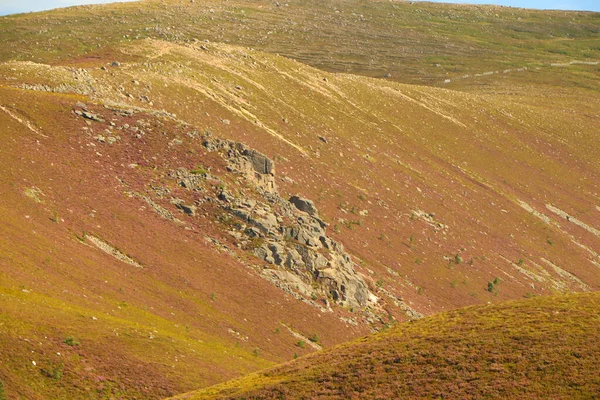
289, 196, 317, 216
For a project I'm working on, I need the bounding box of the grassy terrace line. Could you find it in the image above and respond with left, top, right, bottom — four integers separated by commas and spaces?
175, 292, 600, 399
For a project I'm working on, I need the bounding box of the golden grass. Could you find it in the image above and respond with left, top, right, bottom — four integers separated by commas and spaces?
177, 292, 600, 399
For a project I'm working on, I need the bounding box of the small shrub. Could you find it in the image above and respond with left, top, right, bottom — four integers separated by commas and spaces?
487, 278, 500, 294
309, 333, 319, 343
296, 340, 305, 348
246, 237, 265, 251
190, 165, 208, 175
41, 363, 64, 380
63, 336, 80, 346
0, 379, 6, 400
454, 254, 462, 264
74, 231, 87, 242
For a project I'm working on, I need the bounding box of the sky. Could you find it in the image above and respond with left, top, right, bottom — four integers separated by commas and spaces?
0, 0, 597, 16
0, 0, 138, 16
422, 0, 599, 12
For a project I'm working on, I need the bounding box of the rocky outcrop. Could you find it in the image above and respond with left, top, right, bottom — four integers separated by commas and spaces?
202, 134, 376, 311
169, 167, 206, 191
289, 195, 318, 217
202, 134, 277, 193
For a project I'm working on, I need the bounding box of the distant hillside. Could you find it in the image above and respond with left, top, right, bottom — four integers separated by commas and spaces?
0, 0, 598, 86
175, 292, 600, 399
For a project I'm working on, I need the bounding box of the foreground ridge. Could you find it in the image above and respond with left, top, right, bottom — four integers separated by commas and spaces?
174, 292, 600, 399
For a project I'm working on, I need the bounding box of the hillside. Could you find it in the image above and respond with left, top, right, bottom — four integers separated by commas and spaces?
0, 0, 598, 86
174, 291, 600, 399
0, 0, 598, 398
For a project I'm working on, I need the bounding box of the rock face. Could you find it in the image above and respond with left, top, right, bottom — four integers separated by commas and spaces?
289, 195, 317, 216
202, 134, 375, 311
245, 149, 273, 175
203, 134, 277, 193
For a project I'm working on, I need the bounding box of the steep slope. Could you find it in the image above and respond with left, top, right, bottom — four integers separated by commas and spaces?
0, 0, 599, 398
174, 291, 600, 399
0, 85, 372, 398
5, 37, 598, 313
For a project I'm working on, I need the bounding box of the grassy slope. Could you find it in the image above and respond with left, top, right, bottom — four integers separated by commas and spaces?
0, 87, 368, 398
41, 37, 600, 313
175, 291, 600, 399
0, 0, 597, 85
0, 0, 598, 398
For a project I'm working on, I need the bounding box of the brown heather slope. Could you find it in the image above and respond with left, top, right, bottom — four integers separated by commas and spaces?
0, 87, 369, 398
175, 291, 600, 399
0, 0, 598, 398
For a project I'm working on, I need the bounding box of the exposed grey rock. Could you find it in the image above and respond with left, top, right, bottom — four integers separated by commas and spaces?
218, 189, 235, 202
254, 213, 278, 232
314, 254, 328, 270
246, 227, 261, 238
240, 199, 256, 209
254, 244, 270, 261
176, 203, 196, 216
203, 134, 277, 194
289, 195, 317, 216
170, 168, 205, 191
243, 148, 273, 174
268, 242, 285, 265
81, 110, 104, 122
233, 207, 251, 221
134, 192, 183, 224
320, 236, 334, 250
284, 248, 305, 270
202, 134, 374, 310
